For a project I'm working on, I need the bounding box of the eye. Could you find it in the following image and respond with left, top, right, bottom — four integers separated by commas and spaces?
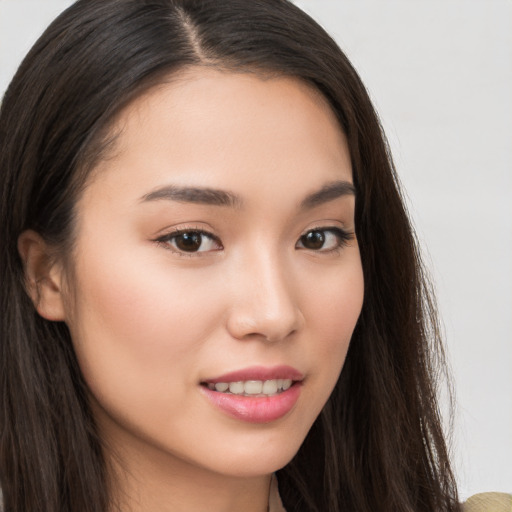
157, 229, 223, 254
296, 227, 352, 252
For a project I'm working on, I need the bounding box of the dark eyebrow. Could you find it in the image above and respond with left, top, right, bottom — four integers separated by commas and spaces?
140, 180, 354, 210
300, 180, 356, 209
140, 185, 243, 208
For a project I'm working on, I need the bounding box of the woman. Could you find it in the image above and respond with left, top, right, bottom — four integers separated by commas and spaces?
0, 0, 464, 511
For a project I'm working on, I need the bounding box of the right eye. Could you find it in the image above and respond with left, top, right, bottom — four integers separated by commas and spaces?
157, 230, 223, 254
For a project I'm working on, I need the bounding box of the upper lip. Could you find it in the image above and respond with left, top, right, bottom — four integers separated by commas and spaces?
202, 365, 304, 384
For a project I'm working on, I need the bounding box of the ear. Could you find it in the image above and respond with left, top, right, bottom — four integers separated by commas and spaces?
17, 230, 66, 322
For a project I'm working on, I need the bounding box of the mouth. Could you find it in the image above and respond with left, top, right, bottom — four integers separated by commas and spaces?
200, 365, 303, 396
199, 365, 303, 423
201, 378, 294, 397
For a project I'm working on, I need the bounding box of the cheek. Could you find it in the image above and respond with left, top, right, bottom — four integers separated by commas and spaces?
297, 253, 364, 411
65, 246, 222, 414
72, 247, 216, 350
306, 255, 364, 348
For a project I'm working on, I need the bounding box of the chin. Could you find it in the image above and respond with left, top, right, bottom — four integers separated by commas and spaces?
200, 430, 306, 478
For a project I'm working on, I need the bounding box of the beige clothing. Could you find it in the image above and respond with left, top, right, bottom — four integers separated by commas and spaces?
463, 493, 512, 512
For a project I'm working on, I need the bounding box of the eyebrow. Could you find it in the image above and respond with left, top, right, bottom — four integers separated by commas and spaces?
299, 180, 356, 209
140, 180, 355, 209
140, 185, 242, 208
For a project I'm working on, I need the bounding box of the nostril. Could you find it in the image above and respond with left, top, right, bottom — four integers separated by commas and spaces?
226, 305, 303, 343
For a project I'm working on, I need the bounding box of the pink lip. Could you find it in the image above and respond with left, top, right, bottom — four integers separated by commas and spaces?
200, 383, 301, 423
202, 365, 304, 384
200, 365, 303, 423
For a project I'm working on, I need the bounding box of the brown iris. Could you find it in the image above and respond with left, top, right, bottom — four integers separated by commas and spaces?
174, 232, 203, 252
300, 230, 325, 250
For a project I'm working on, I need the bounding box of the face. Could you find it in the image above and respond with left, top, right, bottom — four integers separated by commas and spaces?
63, 68, 364, 480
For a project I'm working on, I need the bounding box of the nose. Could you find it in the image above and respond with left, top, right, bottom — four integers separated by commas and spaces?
226, 252, 304, 343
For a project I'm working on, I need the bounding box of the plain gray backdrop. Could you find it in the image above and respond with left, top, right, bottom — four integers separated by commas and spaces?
1, 0, 511, 499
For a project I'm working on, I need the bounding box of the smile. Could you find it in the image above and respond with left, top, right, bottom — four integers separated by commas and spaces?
200, 365, 303, 422
204, 379, 293, 396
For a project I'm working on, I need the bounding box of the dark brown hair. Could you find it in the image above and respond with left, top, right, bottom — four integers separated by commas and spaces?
0, 1, 460, 511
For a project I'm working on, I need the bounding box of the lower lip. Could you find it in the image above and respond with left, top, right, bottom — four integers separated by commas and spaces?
200, 383, 301, 423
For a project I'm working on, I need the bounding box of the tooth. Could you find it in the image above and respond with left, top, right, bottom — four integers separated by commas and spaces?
244, 380, 263, 395
212, 379, 293, 395
229, 381, 245, 395
262, 380, 278, 395
282, 379, 292, 391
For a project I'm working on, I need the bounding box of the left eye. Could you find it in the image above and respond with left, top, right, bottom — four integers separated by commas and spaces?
296, 228, 351, 251
159, 230, 222, 253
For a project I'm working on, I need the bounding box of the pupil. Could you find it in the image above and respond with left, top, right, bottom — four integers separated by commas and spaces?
303, 230, 324, 249
176, 233, 201, 251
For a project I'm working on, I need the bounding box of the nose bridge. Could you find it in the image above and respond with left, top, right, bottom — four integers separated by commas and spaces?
226, 246, 303, 342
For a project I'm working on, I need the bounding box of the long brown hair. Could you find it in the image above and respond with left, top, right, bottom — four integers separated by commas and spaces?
0, 1, 460, 510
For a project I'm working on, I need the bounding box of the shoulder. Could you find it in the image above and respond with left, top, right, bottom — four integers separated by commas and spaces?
462, 492, 512, 512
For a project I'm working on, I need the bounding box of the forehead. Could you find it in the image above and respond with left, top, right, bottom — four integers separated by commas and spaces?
83, 67, 352, 209
120, 67, 340, 131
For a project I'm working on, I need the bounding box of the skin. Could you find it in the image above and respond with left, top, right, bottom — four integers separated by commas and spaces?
20, 68, 364, 512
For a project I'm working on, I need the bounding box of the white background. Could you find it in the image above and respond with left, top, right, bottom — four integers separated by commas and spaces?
1, 0, 510, 500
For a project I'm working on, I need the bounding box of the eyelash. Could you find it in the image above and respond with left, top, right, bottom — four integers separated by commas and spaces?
155, 228, 223, 256
296, 227, 354, 253
155, 226, 354, 256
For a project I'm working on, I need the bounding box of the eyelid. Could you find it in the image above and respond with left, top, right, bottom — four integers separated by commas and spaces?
296, 226, 354, 252
154, 226, 223, 255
